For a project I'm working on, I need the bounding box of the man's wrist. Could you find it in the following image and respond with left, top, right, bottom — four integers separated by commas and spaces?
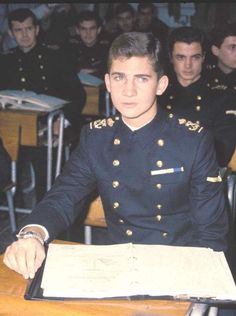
17, 225, 49, 243
16, 230, 45, 246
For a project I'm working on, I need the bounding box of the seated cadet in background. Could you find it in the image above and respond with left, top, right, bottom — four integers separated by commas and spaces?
135, 2, 169, 50
3, 32, 228, 280
204, 22, 236, 92
204, 23, 236, 172
0, 8, 86, 131
159, 26, 236, 168
106, 4, 136, 43
0, 8, 86, 202
64, 10, 110, 80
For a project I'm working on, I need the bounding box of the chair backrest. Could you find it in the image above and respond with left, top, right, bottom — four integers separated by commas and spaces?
84, 196, 107, 228
228, 148, 236, 172
227, 174, 236, 228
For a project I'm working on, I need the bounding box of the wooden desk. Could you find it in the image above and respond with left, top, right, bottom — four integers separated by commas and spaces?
0, 108, 64, 191
0, 248, 191, 316
82, 85, 101, 116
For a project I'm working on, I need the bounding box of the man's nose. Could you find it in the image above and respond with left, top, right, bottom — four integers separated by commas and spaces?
123, 79, 137, 96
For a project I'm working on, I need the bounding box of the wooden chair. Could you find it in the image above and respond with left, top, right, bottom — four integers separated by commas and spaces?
0, 123, 20, 232
228, 148, 236, 172
84, 196, 107, 244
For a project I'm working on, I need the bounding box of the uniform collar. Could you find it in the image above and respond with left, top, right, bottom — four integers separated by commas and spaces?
116, 107, 168, 149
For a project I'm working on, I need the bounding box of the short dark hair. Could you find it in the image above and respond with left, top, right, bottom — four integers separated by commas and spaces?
107, 32, 166, 78
76, 10, 102, 28
115, 4, 135, 17
168, 26, 206, 56
137, 3, 156, 13
8, 8, 38, 30
210, 23, 236, 47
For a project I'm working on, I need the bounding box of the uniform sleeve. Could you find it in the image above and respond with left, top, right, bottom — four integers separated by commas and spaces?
20, 126, 97, 240
189, 131, 229, 252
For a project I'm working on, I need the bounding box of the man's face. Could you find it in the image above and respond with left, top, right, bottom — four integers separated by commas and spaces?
117, 12, 135, 33
212, 36, 236, 74
171, 42, 205, 87
138, 7, 153, 30
105, 56, 168, 128
9, 17, 39, 52
77, 20, 100, 47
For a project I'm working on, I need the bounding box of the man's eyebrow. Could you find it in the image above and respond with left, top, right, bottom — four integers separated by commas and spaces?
110, 72, 151, 77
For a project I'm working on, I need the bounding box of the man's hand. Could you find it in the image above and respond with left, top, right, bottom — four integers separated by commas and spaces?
3, 238, 45, 279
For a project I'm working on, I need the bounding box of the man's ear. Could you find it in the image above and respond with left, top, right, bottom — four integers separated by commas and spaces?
35, 25, 39, 36
8, 29, 14, 39
211, 45, 219, 57
104, 73, 111, 93
75, 26, 80, 36
156, 75, 169, 96
97, 26, 101, 35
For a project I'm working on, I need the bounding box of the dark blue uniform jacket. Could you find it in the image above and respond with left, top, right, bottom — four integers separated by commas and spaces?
25, 108, 229, 251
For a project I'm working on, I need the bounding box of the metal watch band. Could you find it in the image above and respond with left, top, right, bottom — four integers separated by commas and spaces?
16, 231, 44, 246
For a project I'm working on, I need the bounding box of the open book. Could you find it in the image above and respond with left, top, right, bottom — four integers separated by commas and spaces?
25, 243, 236, 303
78, 70, 104, 87
0, 90, 69, 112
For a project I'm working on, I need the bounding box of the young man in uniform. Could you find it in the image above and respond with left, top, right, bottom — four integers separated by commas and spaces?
0, 8, 86, 202
4, 32, 228, 281
159, 26, 236, 168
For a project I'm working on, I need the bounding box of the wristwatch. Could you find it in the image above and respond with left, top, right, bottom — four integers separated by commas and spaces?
16, 231, 44, 246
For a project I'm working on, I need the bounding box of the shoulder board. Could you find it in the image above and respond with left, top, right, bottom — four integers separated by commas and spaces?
1, 49, 14, 55
178, 118, 203, 133
89, 117, 119, 130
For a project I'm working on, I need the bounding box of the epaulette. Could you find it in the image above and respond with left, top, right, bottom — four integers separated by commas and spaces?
89, 117, 119, 129
178, 118, 203, 133
1, 49, 14, 55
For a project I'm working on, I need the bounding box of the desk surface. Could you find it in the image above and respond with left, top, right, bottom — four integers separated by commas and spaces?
0, 243, 191, 316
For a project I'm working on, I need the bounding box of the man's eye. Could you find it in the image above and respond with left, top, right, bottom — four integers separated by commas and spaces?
113, 75, 123, 81
176, 56, 184, 61
137, 76, 148, 83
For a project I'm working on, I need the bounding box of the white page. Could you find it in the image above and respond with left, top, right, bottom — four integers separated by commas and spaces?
40, 243, 236, 300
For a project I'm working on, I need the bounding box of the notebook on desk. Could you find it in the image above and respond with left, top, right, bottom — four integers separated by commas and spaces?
25, 243, 236, 304
0, 90, 69, 112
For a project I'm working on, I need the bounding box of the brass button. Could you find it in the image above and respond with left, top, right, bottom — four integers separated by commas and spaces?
169, 95, 174, 100
118, 219, 124, 223
112, 181, 119, 188
21, 77, 26, 82
162, 232, 168, 237
113, 202, 120, 208
156, 160, 163, 168
38, 54, 42, 59
157, 139, 164, 147
126, 229, 133, 236
113, 160, 120, 166
156, 215, 162, 221
169, 113, 173, 118
40, 65, 44, 69
166, 105, 172, 110
42, 76, 46, 80
214, 78, 219, 83
19, 67, 23, 71
196, 105, 201, 111
156, 183, 162, 189
196, 95, 202, 100
156, 204, 162, 209
114, 138, 120, 145
196, 120, 200, 124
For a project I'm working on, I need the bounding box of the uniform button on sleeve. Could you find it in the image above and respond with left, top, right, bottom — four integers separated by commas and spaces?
126, 229, 133, 236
